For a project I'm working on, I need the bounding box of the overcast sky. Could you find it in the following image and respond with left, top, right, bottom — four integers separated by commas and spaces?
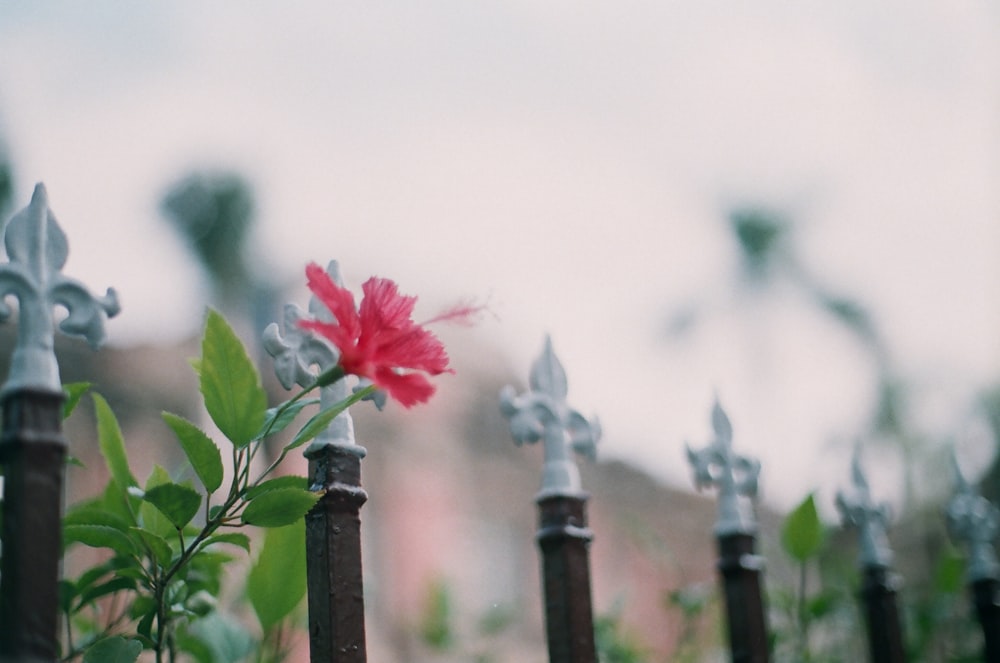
1, 2, 998, 511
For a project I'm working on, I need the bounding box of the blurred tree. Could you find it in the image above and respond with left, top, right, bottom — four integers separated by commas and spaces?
159, 170, 258, 314
0, 144, 16, 221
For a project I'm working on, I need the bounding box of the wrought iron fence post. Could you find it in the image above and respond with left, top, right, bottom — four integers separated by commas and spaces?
947, 449, 1000, 663
263, 261, 370, 663
0, 184, 119, 663
501, 336, 601, 663
836, 446, 907, 663
686, 399, 770, 663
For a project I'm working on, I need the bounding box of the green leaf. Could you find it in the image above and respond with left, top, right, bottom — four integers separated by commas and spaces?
247, 520, 306, 630
199, 309, 267, 447
198, 532, 252, 555
93, 393, 136, 491
64, 505, 131, 532
781, 493, 825, 562
82, 636, 142, 663
162, 412, 224, 493
257, 398, 320, 439
140, 465, 176, 539
62, 382, 91, 420
64, 524, 138, 558
244, 475, 308, 501
129, 527, 173, 568
241, 487, 320, 528
77, 576, 137, 609
143, 483, 202, 530
285, 389, 368, 452
184, 612, 256, 663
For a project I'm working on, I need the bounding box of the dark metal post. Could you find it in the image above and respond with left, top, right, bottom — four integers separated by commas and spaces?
0, 184, 118, 663
501, 336, 601, 663
859, 566, 907, 663
304, 445, 368, 663
972, 578, 1000, 663
837, 446, 907, 663
946, 449, 1000, 663
687, 400, 770, 663
0, 389, 66, 663
717, 533, 769, 663
262, 261, 373, 663
536, 494, 597, 663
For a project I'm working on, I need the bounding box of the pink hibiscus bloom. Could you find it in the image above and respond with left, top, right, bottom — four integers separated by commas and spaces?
299, 262, 481, 407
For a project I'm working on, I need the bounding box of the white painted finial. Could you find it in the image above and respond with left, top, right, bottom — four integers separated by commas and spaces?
686, 397, 760, 535
500, 335, 601, 497
835, 443, 894, 568
262, 260, 370, 456
946, 447, 1000, 582
0, 183, 120, 395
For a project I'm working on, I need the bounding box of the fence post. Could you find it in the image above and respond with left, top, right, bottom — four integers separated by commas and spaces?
500, 336, 601, 663
686, 399, 770, 663
0, 184, 119, 663
836, 446, 907, 663
947, 449, 1000, 663
263, 261, 370, 663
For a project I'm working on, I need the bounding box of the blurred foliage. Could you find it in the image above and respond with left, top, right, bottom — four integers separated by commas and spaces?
419, 578, 455, 651
159, 171, 256, 309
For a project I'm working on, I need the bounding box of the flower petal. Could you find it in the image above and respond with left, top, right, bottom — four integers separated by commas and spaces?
373, 367, 436, 408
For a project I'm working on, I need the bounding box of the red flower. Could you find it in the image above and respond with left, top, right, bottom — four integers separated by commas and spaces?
299, 262, 479, 407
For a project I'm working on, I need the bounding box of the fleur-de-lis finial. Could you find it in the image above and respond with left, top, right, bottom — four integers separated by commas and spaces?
0, 183, 120, 395
686, 398, 760, 535
836, 444, 894, 568
946, 447, 1000, 582
262, 260, 375, 456
500, 335, 601, 497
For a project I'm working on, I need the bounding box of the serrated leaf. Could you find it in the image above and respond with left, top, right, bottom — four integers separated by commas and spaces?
247, 520, 306, 629
257, 398, 320, 439
285, 390, 367, 452
93, 393, 136, 491
140, 465, 176, 540
199, 309, 268, 447
198, 532, 251, 555
143, 483, 202, 530
82, 636, 142, 663
245, 475, 308, 501
62, 382, 91, 420
129, 527, 173, 568
64, 505, 131, 532
77, 576, 136, 609
64, 524, 138, 558
781, 493, 825, 562
162, 412, 224, 493
241, 488, 320, 527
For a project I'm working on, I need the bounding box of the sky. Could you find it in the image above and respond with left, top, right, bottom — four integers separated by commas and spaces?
0, 2, 998, 512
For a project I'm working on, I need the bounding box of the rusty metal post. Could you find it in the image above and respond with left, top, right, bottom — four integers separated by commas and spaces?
0, 183, 119, 663
971, 578, 1000, 663
536, 494, 596, 663
837, 446, 907, 663
947, 449, 1000, 663
717, 533, 769, 663
687, 399, 770, 663
0, 389, 66, 663
263, 261, 373, 663
501, 336, 601, 663
304, 444, 368, 663
858, 566, 907, 663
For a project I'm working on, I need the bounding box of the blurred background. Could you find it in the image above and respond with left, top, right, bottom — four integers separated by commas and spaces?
0, 3, 998, 661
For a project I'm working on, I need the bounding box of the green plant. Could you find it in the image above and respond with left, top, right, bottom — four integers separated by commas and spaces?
59, 309, 373, 662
